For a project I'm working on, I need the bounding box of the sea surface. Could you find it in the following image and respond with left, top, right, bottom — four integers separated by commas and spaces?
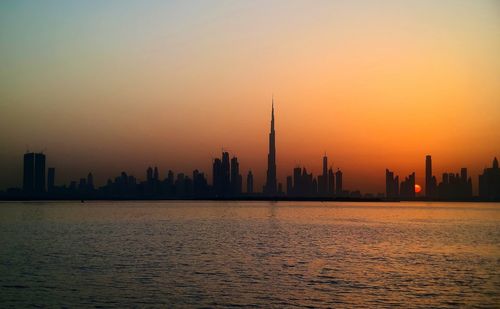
0, 201, 499, 308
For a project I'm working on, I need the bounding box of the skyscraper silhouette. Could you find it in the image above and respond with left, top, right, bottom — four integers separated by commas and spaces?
221, 152, 231, 195
425, 155, 436, 198
212, 158, 222, 195
328, 167, 335, 195
286, 176, 293, 195
400, 172, 415, 199
246, 170, 253, 194
47, 167, 55, 193
33, 153, 46, 193
318, 154, 328, 195
230, 156, 242, 195
23, 152, 35, 193
385, 169, 399, 199
263, 98, 277, 195
147, 167, 153, 183
478, 157, 500, 200
335, 169, 343, 195
87, 173, 94, 191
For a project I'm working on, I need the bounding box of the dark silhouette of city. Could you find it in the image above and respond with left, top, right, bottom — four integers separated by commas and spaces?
1, 99, 499, 201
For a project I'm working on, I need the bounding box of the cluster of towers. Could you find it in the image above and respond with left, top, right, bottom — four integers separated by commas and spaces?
12, 99, 346, 199
22, 152, 95, 197
479, 158, 500, 200
98, 167, 210, 198
424, 155, 473, 200
22, 152, 46, 193
212, 152, 244, 197
386, 155, 500, 201
286, 155, 343, 197
9, 100, 500, 201
386, 170, 416, 199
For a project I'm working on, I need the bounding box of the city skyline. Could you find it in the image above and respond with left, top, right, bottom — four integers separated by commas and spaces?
3, 101, 499, 200
1, 1, 499, 193
2, 95, 499, 195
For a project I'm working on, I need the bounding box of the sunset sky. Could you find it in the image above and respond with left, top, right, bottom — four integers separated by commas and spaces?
1, 0, 499, 194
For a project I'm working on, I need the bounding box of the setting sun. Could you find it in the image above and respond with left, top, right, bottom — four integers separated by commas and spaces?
415, 184, 422, 193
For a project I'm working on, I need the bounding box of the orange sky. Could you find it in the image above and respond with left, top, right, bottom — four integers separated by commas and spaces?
1, 1, 499, 193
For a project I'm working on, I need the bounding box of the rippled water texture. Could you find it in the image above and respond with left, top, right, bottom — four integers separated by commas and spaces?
0, 201, 499, 308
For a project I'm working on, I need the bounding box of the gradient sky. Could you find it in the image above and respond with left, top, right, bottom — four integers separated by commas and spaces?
1, 0, 499, 194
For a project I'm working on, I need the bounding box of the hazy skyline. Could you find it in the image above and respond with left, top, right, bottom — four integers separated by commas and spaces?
1, 0, 499, 193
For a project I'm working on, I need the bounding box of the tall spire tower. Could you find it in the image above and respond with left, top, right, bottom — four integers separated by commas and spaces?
264, 96, 277, 195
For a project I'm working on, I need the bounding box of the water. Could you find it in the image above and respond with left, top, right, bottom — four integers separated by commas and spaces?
0, 201, 499, 308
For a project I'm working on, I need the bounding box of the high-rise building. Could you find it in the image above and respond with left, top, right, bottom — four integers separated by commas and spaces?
147, 167, 153, 182
400, 172, 415, 199
153, 167, 159, 181
34, 153, 46, 193
192, 169, 208, 196
263, 98, 277, 195
436, 168, 473, 200
78, 178, 87, 191
385, 169, 399, 199
87, 173, 94, 191
286, 176, 293, 195
222, 152, 231, 194
167, 170, 174, 194
230, 156, 242, 195
335, 169, 343, 195
212, 152, 232, 196
212, 158, 222, 195
425, 155, 438, 198
328, 167, 335, 195
246, 170, 254, 194
425, 155, 432, 197
23, 152, 35, 193
478, 157, 500, 200
292, 167, 302, 196
318, 154, 328, 195
47, 167, 55, 193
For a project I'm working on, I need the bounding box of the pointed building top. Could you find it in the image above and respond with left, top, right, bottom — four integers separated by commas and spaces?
494, 157, 499, 169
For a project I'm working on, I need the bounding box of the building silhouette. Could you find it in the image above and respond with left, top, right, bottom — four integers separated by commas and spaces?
11, 106, 499, 202
23, 152, 35, 193
328, 167, 335, 195
335, 169, 343, 196
212, 151, 241, 196
318, 154, 328, 195
399, 172, 415, 199
246, 170, 253, 194
34, 153, 46, 193
425, 155, 437, 198
437, 169, 472, 199
230, 156, 242, 195
385, 169, 399, 199
87, 173, 94, 191
479, 157, 500, 200
23, 152, 46, 194
47, 167, 55, 193
212, 158, 222, 195
221, 152, 231, 194
192, 169, 208, 196
285, 155, 338, 197
286, 175, 293, 195
263, 98, 277, 195
290, 167, 313, 196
